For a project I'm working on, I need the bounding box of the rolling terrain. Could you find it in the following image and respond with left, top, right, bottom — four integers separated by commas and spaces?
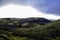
0, 17, 60, 40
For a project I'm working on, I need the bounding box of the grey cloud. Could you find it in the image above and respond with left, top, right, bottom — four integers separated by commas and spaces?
0, 0, 60, 16
0, 0, 11, 7
11, 0, 60, 15
10, 0, 29, 5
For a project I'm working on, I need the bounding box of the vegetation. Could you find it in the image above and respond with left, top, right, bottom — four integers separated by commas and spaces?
0, 18, 60, 40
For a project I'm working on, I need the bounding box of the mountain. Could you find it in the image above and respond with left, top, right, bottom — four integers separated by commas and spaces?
12, 19, 60, 40
0, 17, 52, 29
19, 17, 52, 25
0, 18, 60, 40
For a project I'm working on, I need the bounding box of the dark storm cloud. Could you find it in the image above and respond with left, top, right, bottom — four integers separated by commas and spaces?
0, 0, 60, 15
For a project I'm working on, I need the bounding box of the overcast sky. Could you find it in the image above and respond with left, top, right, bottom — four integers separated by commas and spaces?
0, 0, 60, 19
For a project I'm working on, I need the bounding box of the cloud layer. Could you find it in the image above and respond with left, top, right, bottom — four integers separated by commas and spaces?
0, 0, 60, 16
0, 4, 60, 20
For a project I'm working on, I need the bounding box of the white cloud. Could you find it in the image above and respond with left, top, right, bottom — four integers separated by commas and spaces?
0, 4, 60, 20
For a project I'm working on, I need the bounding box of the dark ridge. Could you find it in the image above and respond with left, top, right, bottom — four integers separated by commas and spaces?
19, 17, 52, 25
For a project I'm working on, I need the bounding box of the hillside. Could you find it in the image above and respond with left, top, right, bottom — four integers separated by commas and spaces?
0, 18, 51, 29
0, 17, 60, 40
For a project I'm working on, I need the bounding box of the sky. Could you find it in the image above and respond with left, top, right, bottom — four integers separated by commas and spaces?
0, 0, 60, 20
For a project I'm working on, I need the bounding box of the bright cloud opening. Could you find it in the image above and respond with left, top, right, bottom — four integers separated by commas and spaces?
0, 4, 60, 20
